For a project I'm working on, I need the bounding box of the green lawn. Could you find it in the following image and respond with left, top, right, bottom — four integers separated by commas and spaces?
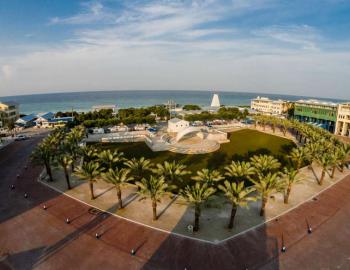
92, 129, 295, 182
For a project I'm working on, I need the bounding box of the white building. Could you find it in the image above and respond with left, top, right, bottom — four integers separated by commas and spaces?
335, 103, 350, 137
92, 104, 117, 113
167, 118, 189, 133
251, 96, 289, 115
211, 94, 220, 107
0, 101, 19, 127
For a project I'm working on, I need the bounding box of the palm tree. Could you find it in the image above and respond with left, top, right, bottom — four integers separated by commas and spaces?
218, 181, 256, 229
304, 142, 321, 170
269, 117, 276, 133
281, 167, 301, 204
31, 141, 55, 182
63, 139, 79, 170
81, 146, 98, 162
316, 154, 332, 185
136, 176, 174, 221
101, 168, 133, 208
191, 168, 224, 187
181, 183, 216, 231
224, 161, 255, 181
124, 157, 152, 181
335, 143, 350, 172
250, 172, 283, 216
280, 119, 291, 137
56, 148, 73, 189
98, 149, 124, 171
288, 147, 307, 171
65, 127, 84, 170
154, 161, 190, 183
74, 161, 100, 200
250, 155, 281, 176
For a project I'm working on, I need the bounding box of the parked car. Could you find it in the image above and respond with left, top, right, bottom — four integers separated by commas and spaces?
15, 134, 28, 141
92, 128, 105, 134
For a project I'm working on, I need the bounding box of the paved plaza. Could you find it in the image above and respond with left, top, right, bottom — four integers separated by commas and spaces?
46, 161, 349, 242
1, 135, 350, 269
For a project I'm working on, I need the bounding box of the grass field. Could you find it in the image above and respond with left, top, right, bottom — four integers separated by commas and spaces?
92, 129, 295, 182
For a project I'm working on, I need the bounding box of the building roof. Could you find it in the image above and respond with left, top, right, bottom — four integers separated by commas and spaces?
0, 101, 19, 107
252, 96, 287, 103
48, 117, 74, 123
18, 114, 37, 122
296, 99, 338, 107
92, 104, 117, 110
37, 112, 54, 120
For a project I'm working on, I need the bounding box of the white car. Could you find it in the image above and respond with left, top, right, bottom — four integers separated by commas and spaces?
15, 134, 28, 141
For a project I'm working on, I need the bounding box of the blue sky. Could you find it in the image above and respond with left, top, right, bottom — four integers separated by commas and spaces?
0, 0, 350, 99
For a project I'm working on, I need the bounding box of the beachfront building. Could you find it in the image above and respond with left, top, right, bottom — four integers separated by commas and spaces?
335, 103, 350, 137
294, 99, 338, 132
250, 97, 288, 115
15, 114, 37, 128
167, 118, 189, 133
41, 116, 74, 128
92, 104, 117, 113
35, 112, 55, 127
0, 101, 19, 127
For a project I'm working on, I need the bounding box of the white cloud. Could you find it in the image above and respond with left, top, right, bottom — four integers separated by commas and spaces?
1, 0, 350, 99
50, 2, 112, 25
253, 25, 321, 51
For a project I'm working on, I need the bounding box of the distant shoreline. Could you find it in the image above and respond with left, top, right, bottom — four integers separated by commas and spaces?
0, 90, 348, 115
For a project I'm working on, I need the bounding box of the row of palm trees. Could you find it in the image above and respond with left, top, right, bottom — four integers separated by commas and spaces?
31, 118, 350, 232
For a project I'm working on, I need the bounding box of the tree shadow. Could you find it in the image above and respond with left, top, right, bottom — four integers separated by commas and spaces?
206, 152, 227, 170
0, 247, 47, 270
157, 195, 178, 219
95, 186, 114, 199
122, 192, 139, 208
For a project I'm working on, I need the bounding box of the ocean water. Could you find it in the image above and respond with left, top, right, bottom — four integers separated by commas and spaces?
0, 90, 347, 115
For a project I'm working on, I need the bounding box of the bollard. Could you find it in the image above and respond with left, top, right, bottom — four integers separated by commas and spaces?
65, 218, 70, 224
95, 233, 100, 239
281, 233, 286, 253
24, 193, 28, 198
10, 184, 15, 190
131, 249, 136, 256
306, 218, 312, 234
43, 205, 47, 210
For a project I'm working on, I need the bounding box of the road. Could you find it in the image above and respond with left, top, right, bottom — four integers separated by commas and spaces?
1, 136, 350, 269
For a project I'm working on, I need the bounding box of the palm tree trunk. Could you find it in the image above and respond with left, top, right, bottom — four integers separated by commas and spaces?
260, 195, 267, 216
89, 180, 95, 200
45, 162, 53, 182
152, 199, 157, 221
117, 187, 123, 208
64, 167, 71, 189
284, 185, 291, 204
331, 166, 336, 178
228, 205, 237, 229
194, 204, 201, 232
319, 170, 325, 185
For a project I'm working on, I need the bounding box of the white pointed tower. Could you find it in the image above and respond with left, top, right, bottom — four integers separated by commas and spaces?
210, 93, 220, 107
